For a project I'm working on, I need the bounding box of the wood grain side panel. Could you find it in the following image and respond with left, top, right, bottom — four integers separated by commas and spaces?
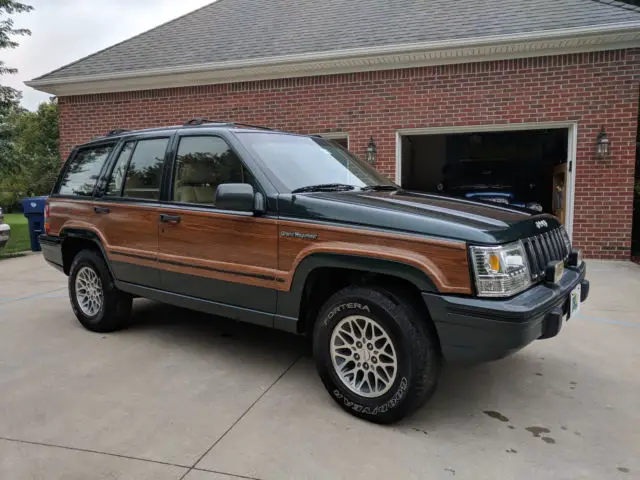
49, 199, 472, 295
48, 199, 95, 237
93, 203, 159, 258
158, 209, 279, 270
278, 221, 472, 294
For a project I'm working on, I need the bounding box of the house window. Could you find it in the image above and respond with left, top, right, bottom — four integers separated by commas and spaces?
316, 133, 349, 150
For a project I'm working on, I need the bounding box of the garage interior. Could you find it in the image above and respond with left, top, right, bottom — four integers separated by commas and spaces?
400, 129, 570, 222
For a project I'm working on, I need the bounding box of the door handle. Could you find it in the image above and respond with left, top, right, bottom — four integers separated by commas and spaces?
94, 206, 111, 214
159, 213, 181, 225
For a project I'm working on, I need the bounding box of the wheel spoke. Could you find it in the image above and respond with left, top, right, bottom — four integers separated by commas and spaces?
349, 318, 364, 340
364, 321, 373, 340
334, 350, 353, 361
340, 363, 357, 376
378, 353, 394, 364
356, 373, 367, 390
365, 372, 375, 393
374, 366, 386, 383
337, 331, 354, 346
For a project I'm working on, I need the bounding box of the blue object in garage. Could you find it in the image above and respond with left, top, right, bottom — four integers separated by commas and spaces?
22, 196, 48, 252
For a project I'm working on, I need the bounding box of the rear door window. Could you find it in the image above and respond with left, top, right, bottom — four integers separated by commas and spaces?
104, 142, 135, 196
57, 144, 114, 196
121, 138, 169, 200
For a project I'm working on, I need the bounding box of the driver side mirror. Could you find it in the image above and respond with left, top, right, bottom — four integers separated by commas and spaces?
215, 183, 264, 214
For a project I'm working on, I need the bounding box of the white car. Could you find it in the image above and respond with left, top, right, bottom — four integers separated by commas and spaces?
0, 207, 10, 250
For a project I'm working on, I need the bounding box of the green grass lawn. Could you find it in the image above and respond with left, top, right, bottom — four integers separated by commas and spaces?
1, 213, 30, 258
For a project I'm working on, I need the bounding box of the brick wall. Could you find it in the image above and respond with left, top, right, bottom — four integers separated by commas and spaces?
58, 49, 640, 259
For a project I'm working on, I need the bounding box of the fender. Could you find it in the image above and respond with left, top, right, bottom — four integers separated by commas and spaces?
59, 227, 116, 278
275, 252, 441, 329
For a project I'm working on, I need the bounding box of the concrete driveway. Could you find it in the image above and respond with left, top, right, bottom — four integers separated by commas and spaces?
0, 254, 638, 480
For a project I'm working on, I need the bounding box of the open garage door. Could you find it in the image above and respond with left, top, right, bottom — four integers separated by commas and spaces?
397, 125, 575, 234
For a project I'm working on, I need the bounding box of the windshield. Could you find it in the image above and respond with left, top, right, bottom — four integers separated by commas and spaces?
238, 133, 395, 192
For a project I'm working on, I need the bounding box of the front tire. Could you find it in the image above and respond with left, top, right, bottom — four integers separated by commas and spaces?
313, 285, 441, 424
68, 249, 132, 333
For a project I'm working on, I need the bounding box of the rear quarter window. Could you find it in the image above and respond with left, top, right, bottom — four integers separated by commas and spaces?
57, 144, 114, 196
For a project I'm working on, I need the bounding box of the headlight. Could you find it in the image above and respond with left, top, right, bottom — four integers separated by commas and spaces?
526, 202, 543, 212
470, 241, 532, 297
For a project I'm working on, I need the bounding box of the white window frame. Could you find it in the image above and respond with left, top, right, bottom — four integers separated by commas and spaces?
315, 132, 349, 149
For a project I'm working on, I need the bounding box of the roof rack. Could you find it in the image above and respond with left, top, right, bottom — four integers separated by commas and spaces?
184, 118, 212, 126
183, 118, 272, 130
106, 128, 130, 136
232, 122, 273, 131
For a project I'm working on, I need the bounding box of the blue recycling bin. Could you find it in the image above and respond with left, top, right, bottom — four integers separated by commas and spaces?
22, 196, 48, 252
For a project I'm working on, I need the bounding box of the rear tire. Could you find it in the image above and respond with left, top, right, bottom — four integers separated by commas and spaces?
68, 249, 132, 333
312, 285, 441, 424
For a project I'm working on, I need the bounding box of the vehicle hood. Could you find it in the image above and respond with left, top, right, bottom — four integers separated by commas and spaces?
279, 189, 560, 244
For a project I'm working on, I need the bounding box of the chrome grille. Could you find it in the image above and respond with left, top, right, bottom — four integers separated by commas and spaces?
522, 227, 570, 281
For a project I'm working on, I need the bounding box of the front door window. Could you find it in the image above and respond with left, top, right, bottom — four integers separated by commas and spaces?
172, 136, 255, 206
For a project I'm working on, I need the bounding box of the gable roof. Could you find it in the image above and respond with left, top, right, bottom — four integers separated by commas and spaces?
28, 0, 640, 96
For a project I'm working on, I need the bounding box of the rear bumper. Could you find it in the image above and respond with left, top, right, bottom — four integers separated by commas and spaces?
423, 263, 588, 364
39, 234, 64, 272
0, 223, 10, 248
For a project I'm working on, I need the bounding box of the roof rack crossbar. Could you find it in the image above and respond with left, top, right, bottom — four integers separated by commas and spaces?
106, 128, 130, 136
230, 122, 272, 131
184, 118, 214, 126
183, 118, 272, 130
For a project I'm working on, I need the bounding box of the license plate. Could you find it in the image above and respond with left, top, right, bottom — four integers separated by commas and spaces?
569, 284, 582, 318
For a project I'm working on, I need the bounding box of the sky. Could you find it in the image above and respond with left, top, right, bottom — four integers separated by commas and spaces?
2, 0, 214, 110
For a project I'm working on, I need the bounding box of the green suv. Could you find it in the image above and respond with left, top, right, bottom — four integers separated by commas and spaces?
40, 119, 589, 423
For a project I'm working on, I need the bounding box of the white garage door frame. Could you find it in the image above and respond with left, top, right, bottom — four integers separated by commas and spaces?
394, 122, 578, 239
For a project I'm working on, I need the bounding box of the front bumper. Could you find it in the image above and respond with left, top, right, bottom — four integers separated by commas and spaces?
0, 223, 10, 248
422, 263, 588, 364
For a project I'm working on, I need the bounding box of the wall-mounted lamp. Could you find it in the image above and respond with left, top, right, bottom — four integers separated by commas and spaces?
366, 136, 377, 165
595, 126, 611, 160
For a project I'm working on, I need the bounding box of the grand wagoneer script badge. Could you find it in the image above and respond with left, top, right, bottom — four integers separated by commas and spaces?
280, 231, 318, 240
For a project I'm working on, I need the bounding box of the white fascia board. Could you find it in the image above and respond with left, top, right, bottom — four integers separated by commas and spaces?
26, 22, 640, 96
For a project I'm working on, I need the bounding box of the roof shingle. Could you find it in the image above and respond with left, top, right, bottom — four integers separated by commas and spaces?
35, 0, 640, 81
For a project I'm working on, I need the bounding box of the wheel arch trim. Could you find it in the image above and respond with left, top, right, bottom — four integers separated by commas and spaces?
276, 252, 440, 323
59, 226, 116, 278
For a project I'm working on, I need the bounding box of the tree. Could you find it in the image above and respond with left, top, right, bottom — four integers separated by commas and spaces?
0, 1, 33, 174
0, 100, 59, 209
0, 1, 33, 103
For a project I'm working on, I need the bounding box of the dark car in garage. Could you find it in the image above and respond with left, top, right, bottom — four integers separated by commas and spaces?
438, 159, 544, 212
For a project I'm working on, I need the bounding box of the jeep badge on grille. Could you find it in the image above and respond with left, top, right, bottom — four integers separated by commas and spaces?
535, 220, 548, 229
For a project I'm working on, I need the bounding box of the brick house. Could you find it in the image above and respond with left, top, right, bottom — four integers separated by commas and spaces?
28, 0, 640, 259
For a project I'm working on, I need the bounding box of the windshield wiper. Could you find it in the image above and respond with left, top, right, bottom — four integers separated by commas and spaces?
291, 183, 356, 193
360, 185, 399, 192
